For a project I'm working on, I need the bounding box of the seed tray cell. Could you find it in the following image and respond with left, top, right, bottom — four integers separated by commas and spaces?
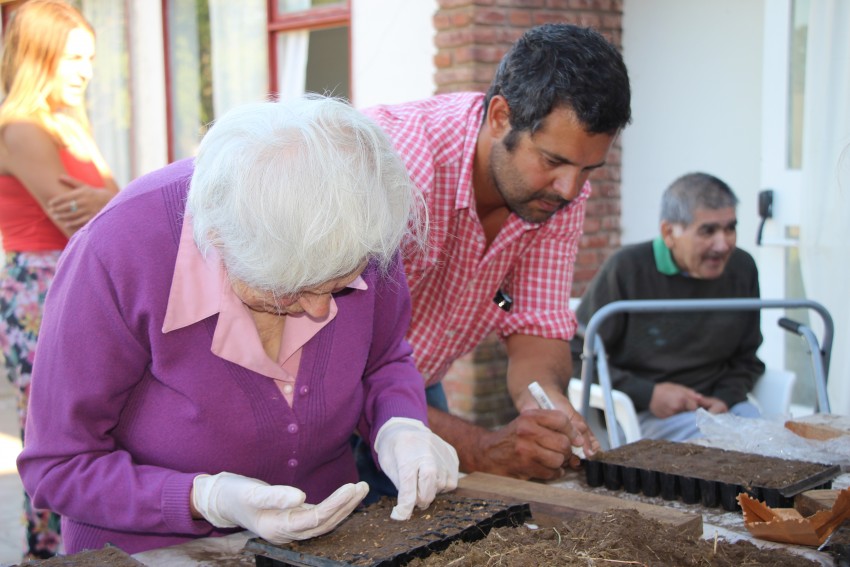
583, 439, 840, 512
245, 494, 531, 567
585, 460, 836, 511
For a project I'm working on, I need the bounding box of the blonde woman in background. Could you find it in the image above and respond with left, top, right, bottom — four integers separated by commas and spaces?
0, 0, 117, 559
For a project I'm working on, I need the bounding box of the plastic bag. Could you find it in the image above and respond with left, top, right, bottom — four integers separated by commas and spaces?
694, 408, 850, 465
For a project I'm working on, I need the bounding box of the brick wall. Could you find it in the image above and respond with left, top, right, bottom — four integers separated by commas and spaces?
435, 0, 624, 427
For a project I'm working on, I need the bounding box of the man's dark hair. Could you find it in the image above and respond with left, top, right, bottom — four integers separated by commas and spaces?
484, 23, 631, 148
660, 172, 739, 226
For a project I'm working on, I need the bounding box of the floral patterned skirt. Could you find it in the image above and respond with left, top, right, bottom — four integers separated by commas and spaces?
1, 250, 63, 559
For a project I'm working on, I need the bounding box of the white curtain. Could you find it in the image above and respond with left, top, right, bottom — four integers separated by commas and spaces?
275, 31, 310, 101
799, 0, 850, 414
81, 0, 131, 188
208, 0, 269, 116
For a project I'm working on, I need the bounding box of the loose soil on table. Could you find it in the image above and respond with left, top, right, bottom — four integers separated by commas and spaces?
409, 508, 819, 567
591, 439, 832, 488
16, 546, 145, 566
249, 494, 527, 566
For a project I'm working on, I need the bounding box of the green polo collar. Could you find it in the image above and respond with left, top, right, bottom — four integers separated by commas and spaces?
653, 236, 680, 275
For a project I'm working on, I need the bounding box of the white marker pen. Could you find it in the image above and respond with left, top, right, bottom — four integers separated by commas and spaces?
527, 381, 586, 460
528, 381, 556, 410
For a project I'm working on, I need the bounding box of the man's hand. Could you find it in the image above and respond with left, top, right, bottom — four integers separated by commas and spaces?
649, 383, 713, 418
515, 385, 600, 461
702, 396, 729, 414
503, 334, 600, 464
474, 409, 580, 480
47, 174, 114, 232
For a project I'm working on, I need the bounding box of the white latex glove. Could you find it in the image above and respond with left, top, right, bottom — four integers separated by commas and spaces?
374, 417, 459, 521
192, 472, 368, 544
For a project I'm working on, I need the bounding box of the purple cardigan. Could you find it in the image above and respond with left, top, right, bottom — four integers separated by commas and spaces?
17, 159, 427, 555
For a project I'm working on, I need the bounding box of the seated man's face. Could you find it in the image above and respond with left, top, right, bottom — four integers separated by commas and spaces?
663, 207, 737, 279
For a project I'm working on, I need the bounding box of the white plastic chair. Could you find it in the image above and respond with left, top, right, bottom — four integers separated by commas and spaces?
749, 367, 796, 418
567, 378, 641, 450
569, 297, 641, 449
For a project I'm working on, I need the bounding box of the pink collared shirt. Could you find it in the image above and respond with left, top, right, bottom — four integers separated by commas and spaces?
162, 216, 367, 405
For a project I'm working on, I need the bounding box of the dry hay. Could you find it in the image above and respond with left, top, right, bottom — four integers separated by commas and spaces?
408, 508, 818, 566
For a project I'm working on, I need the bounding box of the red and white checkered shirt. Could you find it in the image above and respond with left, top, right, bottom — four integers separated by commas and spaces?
364, 93, 586, 386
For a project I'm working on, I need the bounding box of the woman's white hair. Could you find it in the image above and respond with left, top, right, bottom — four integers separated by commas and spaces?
187, 95, 421, 294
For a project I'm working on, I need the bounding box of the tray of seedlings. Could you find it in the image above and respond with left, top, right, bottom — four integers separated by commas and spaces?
584, 439, 839, 511
245, 494, 531, 567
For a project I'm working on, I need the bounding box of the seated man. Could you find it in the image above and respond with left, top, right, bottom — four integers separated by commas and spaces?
573, 172, 765, 441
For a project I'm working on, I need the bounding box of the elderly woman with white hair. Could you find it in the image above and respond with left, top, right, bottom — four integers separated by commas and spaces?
17, 95, 458, 556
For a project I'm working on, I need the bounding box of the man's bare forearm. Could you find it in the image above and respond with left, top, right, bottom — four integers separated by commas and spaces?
427, 405, 485, 473
426, 402, 575, 479
505, 334, 572, 411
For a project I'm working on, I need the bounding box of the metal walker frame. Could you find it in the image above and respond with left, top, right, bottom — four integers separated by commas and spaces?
577, 298, 834, 449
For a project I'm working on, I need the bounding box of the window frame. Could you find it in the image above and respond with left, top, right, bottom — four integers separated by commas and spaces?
266, 0, 351, 95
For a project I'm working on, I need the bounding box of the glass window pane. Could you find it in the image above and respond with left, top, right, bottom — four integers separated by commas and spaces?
274, 26, 349, 101
80, 0, 132, 187
305, 27, 349, 99
276, 0, 344, 15
783, 226, 815, 407
787, 0, 809, 170
208, 0, 268, 115
166, 0, 213, 160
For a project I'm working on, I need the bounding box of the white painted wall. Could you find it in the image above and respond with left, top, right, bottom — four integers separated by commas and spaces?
350, 0, 438, 109
620, 1, 806, 374
620, 0, 764, 254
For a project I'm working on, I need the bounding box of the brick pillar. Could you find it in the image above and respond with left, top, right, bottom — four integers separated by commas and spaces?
435, 0, 624, 427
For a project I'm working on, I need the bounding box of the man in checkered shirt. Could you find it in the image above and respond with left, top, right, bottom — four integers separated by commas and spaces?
359, 23, 631, 491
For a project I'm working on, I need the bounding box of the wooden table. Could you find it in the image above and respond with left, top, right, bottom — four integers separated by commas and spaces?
132, 471, 835, 566
454, 471, 702, 535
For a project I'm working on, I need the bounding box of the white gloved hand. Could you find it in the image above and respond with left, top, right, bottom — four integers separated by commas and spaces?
192, 472, 368, 544
374, 417, 459, 521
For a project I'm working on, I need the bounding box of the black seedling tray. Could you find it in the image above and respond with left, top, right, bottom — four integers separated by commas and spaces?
585, 456, 838, 512
245, 497, 531, 567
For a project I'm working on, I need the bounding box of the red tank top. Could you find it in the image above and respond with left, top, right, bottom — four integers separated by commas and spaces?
0, 149, 105, 251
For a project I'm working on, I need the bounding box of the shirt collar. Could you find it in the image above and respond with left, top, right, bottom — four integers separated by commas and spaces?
653, 236, 681, 276
163, 215, 367, 334
455, 96, 485, 212
162, 215, 224, 333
